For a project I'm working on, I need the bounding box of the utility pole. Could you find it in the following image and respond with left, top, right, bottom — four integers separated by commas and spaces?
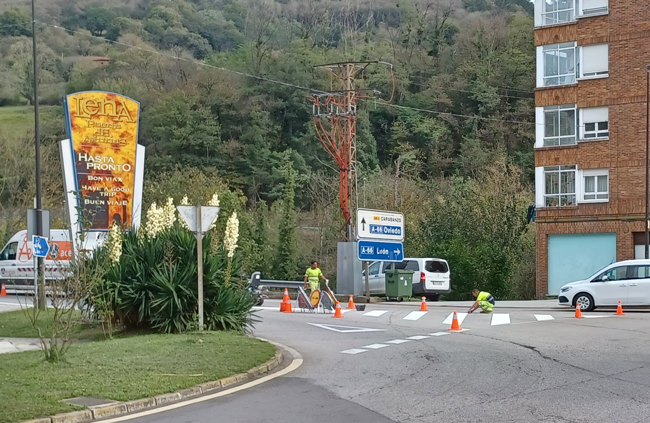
31, 0, 45, 310
645, 64, 650, 259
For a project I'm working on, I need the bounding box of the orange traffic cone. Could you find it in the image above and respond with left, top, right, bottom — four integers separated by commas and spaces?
449, 311, 462, 331
282, 300, 293, 313
0, 283, 6, 297
615, 300, 625, 316
282, 288, 290, 303
420, 297, 428, 311
575, 302, 584, 318
347, 295, 356, 310
333, 301, 343, 318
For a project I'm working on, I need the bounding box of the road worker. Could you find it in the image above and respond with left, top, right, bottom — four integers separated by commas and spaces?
468, 289, 495, 314
304, 260, 327, 292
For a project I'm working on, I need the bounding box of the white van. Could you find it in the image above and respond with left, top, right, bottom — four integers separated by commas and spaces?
362, 257, 451, 300
0, 230, 104, 292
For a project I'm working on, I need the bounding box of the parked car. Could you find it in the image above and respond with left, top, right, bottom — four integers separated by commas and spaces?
558, 259, 650, 311
361, 257, 451, 301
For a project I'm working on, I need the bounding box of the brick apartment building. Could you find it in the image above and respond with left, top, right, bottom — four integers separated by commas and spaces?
533, 0, 650, 298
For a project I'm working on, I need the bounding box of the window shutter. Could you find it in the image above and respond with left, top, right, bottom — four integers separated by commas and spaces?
582, 0, 608, 15
582, 107, 608, 123
582, 44, 608, 76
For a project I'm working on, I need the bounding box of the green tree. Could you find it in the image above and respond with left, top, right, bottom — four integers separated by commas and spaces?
274, 158, 298, 280
0, 7, 31, 37
85, 5, 116, 36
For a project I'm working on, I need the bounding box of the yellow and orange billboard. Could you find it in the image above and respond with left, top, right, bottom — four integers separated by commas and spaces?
63, 91, 144, 232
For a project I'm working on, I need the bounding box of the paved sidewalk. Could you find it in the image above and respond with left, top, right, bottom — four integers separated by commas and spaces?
0, 337, 42, 354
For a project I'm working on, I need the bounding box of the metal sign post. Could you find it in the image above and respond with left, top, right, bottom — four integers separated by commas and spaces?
177, 205, 220, 332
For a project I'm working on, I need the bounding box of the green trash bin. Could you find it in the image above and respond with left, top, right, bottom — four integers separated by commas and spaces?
385, 269, 414, 301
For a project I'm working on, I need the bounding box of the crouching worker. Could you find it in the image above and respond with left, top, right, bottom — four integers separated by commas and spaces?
468, 289, 495, 314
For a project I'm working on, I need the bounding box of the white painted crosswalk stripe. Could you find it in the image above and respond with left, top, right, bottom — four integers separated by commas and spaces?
490, 313, 511, 326
429, 332, 450, 337
364, 310, 388, 317
340, 348, 368, 354
385, 339, 410, 344
363, 344, 389, 349
534, 314, 555, 321
407, 335, 430, 340
403, 311, 427, 321
443, 312, 468, 325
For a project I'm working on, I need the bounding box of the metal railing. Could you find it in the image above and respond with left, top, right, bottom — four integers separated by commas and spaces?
249, 272, 304, 289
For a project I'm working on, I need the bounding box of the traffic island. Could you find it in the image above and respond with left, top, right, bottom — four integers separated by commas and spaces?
0, 331, 279, 423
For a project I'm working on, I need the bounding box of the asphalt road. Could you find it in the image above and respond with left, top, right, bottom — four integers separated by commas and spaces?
107, 299, 650, 423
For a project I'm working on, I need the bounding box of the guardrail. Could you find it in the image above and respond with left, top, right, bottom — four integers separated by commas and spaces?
250, 272, 304, 288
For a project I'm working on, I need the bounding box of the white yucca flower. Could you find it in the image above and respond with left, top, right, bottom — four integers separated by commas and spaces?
142, 202, 163, 238
107, 222, 122, 264
224, 211, 239, 258
208, 193, 220, 230
162, 197, 176, 227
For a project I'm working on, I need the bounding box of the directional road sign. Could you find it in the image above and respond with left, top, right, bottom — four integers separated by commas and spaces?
32, 236, 50, 258
357, 240, 404, 262
357, 209, 404, 241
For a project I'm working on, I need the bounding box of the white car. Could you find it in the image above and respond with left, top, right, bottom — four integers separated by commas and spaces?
362, 257, 451, 301
558, 259, 650, 311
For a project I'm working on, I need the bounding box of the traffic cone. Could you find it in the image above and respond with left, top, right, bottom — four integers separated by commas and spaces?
0, 283, 6, 297
333, 301, 343, 318
282, 288, 290, 303
420, 297, 428, 311
575, 302, 584, 318
615, 300, 625, 316
347, 295, 356, 309
449, 311, 462, 331
282, 299, 293, 313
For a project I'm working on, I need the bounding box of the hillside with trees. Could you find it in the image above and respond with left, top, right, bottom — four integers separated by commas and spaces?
0, 0, 536, 299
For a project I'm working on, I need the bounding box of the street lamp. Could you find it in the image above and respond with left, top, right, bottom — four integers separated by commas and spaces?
646, 64, 650, 259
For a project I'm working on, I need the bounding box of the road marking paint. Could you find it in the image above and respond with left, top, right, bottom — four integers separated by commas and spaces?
362, 344, 389, 349
406, 335, 430, 340
340, 309, 354, 314
429, 332, 450, 336
307, 323, 384, 333
385, 339, 410, 344
99, 340, 303, 422
449, 329, 470, 333
403, 311, 427, 321
490, 313, 511, 326
364, 310, 388, 317
534, 314, 555, 321
340, 348, 368, 355
443, 312, 468, 325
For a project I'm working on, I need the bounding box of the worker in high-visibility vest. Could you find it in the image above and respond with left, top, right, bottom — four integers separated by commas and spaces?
468, 289, 495, 313
304, 261, 327, 292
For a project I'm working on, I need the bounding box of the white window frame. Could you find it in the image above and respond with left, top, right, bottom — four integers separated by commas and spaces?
580, 169, 609, 203
537, 43, 578, 88
578, 44, 609, 80
543, 104, 577, 147
542, 165, 577, 207
579, 106, 609, 141
543, 0, 576, 26
577, 0, 609, 18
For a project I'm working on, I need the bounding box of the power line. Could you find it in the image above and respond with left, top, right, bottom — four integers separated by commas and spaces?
409, 74, 535, 94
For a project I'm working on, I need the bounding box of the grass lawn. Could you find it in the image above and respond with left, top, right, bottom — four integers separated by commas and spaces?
0, 331, 276, 423
0, 105, 56, 138
0, 309, 104, 340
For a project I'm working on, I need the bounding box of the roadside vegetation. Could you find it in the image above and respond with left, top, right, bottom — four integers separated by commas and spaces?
0, 0, 536, 303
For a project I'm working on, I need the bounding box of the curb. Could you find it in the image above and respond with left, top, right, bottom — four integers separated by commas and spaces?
22, 349, 283, 423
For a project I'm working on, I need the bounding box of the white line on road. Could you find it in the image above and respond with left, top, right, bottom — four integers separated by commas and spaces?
364, 310, 388, 317
534, 314, 555, 321
307, 323, 384, 333
490, 314, 511, 326
362, 344, 389, 349
406, 335, 430, 340
403, 311, 427, 321
385, 339, 410, 344
443, 312, 468, 325
340, 348, 368, 355
99, 340, 303, 423
429, 332, 450, 337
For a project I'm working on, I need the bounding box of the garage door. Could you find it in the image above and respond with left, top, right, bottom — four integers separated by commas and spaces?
547, 233, 616, 296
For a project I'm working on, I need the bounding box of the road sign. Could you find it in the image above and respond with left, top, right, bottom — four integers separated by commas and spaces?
32, 236, 50, 258
357, 240, 404, 262
177, 206, 220, 233
357, 209, 404, 241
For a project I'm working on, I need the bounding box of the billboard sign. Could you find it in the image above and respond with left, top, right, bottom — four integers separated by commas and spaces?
63, 91, 145, 233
